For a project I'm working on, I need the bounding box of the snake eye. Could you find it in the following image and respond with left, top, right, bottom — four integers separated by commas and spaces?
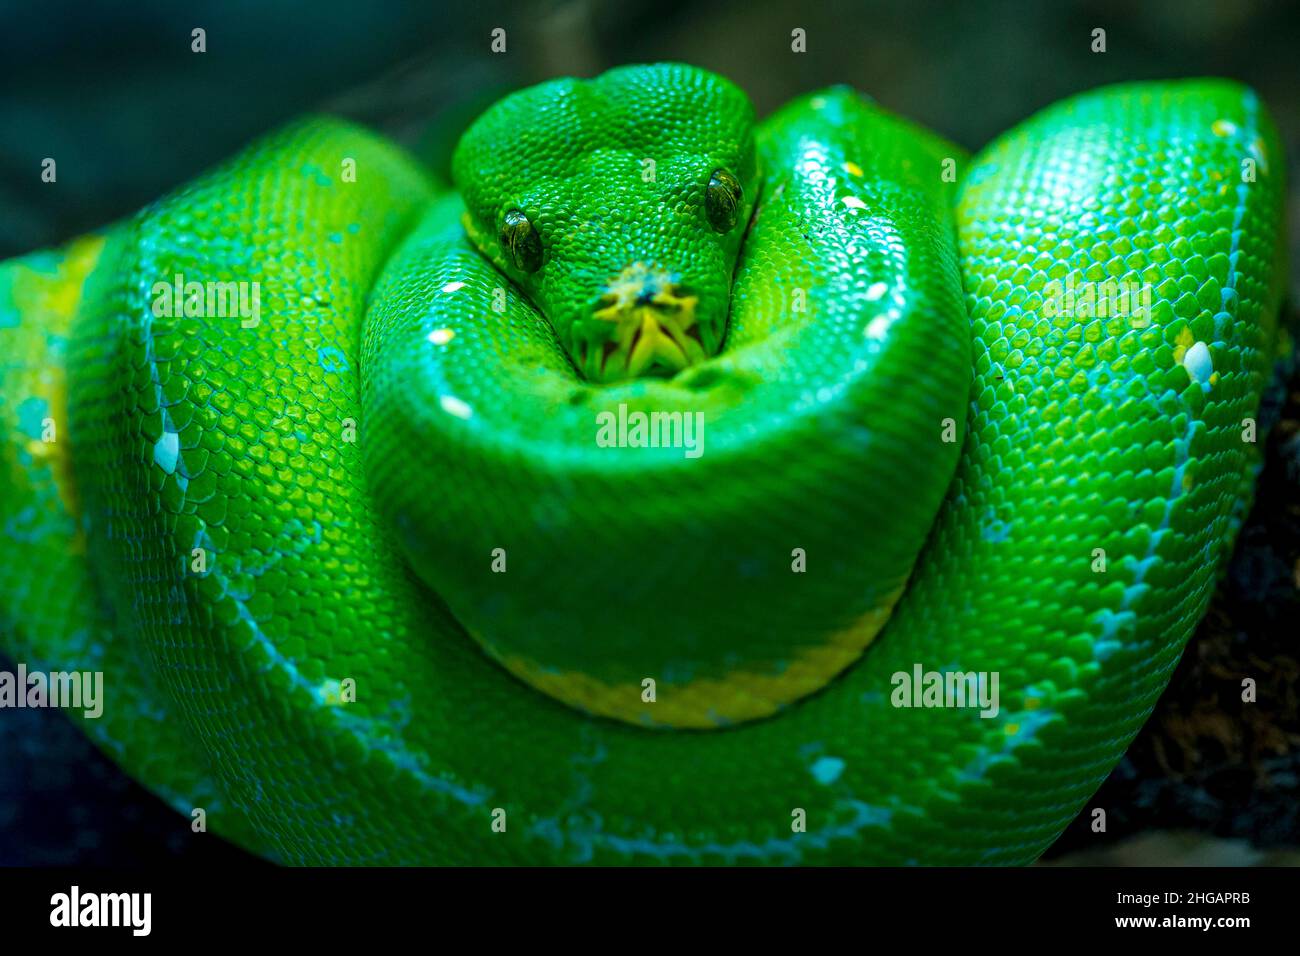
500, 208, 543, 273
705, 168, 742, 233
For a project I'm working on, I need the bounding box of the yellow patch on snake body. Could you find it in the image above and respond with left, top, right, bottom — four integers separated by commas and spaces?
487, 585, 906, 729
4, 234, 106, 547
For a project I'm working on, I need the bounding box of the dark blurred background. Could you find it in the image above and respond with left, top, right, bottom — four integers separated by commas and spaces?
4, 0, 1299, 277
1, 0, 1298, 865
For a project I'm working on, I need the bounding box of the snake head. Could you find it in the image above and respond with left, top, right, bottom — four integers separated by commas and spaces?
452, 62, 757, 383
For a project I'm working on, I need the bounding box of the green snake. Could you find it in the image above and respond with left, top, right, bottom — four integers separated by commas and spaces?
0, 63, 1287, 864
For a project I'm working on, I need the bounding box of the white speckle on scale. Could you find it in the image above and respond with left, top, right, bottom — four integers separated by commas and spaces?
810, 755, 845, 785
440, 395, 473, 419
842, 196, 867, 211
153, 430, 180, 475
865, 316, 892, 340
1183, 341, 1213, 387
865, 281, 888, 301
427, 328, 455, 345
441, 281, 467, 294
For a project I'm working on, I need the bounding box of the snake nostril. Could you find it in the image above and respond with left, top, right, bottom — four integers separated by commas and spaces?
639, 283, 691, 309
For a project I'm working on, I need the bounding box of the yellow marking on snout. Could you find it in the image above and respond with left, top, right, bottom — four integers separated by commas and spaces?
587, 262, 703, 381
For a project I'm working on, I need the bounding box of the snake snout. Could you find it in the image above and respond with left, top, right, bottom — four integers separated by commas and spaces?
579, 263, 706, 382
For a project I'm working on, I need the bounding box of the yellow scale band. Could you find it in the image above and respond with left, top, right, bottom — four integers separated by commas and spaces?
488, 584, 905, 728
4, 234, 107, 545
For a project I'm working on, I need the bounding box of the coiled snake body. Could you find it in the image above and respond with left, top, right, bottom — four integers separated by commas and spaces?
0, 64, 1286, 864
